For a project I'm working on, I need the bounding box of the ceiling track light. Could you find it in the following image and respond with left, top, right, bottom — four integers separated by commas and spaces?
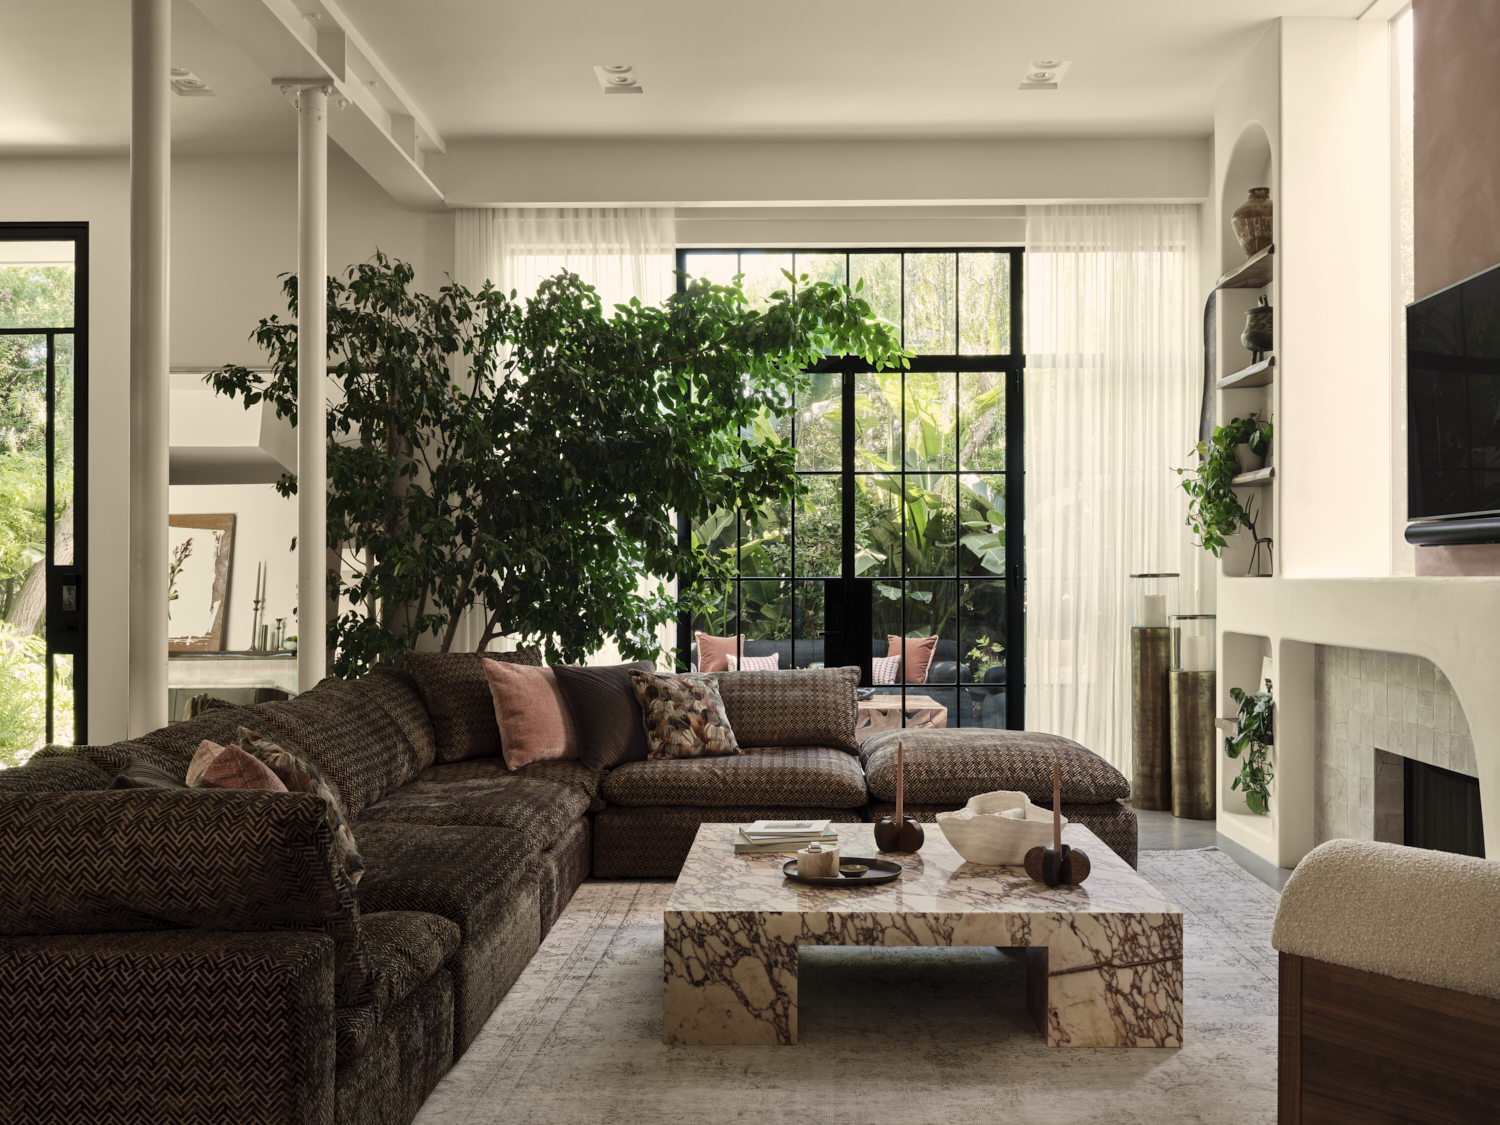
593, 64, 643, 94
171, 68, 217, 97
1019, 58, 1071, 90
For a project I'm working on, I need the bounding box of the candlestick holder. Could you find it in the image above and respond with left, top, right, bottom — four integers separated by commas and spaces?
873, 740, 925, 853
1024, 759, 1091, 886
1169, 614, 1217, 820
1129, 573, 1178, 811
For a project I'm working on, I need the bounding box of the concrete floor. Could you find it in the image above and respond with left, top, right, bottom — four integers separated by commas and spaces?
1131, 804, 1292, 891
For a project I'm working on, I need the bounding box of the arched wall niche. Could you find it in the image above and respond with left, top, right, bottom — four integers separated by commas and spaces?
1221, 122, 1275, 269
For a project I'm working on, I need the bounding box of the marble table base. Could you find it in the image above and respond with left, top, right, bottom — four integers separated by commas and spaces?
663, 824, 1182, 1048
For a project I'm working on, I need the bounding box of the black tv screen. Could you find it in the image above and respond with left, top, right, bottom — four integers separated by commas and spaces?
1407, 261, 1500, 521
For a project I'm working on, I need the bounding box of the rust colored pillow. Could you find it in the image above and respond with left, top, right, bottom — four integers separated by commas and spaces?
887, 635, 939, 684
187, 740, 288, 792
694, 632, 745, 674
481, 658, 580, 770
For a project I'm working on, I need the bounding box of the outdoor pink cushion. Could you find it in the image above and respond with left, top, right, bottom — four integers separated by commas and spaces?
186, 739, 288, 792
871, 654, 902, 685
887, 635, 939, 684
694, 631, 745, 673
481, 658, 580, 770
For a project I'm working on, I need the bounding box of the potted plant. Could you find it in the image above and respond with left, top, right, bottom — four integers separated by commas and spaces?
1174, 413, 1273, 555
1225, 678, 1274, 815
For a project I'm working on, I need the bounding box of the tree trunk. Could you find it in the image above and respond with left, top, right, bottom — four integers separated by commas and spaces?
7, 503, 71, 636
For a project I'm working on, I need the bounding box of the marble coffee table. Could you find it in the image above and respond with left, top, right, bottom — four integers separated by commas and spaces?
663, 822, 1182, 1048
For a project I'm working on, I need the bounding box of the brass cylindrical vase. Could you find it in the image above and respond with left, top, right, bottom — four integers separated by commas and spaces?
1168, 614, 1217, 821
1132, 627, 1172, 810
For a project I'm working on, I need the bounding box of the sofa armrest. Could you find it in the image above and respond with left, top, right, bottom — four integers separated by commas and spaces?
0, 928, 335, 1124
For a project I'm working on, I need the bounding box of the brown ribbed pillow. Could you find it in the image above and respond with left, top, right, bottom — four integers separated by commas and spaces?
552, 661, 654, 771
713, 666, 860, 753
403, 647, 542, 764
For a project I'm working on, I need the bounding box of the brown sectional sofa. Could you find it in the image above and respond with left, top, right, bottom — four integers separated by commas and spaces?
0, 661, 1136, 1125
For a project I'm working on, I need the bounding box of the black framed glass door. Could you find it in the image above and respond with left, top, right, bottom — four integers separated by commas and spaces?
678, 249, 1024, 730
0, 223, 88, 761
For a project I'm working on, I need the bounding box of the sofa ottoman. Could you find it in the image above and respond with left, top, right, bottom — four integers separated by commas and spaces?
860, 729, 1139, 867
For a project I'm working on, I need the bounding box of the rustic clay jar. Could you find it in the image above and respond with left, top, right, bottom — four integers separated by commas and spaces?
1242, 295, 1273, 357
1232, 188, 1273, 257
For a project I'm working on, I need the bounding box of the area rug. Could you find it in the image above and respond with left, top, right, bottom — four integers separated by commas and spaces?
415, 849, 1280, 1125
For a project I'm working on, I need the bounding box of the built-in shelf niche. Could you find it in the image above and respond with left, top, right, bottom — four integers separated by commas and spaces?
1232, 466, 1275, 487
1216, 244, 1274, 290
1218, 356, 1275, 390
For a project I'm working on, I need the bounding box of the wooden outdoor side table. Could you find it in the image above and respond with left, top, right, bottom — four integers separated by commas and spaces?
855, 693, 947, 744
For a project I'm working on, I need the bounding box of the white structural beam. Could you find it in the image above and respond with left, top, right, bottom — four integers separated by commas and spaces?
129, 0, 170, 736
188, 0, 445, 209
296, 85, 330, 691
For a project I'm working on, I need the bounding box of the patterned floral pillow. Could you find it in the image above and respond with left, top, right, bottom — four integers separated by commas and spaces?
724, 653, 780, 672
871, 655, 902, 685
237, 726, 365, 888
628, 672, 741, 760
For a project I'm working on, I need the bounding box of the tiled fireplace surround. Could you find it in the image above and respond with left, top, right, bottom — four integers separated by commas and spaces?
1314, 645, 1478, 845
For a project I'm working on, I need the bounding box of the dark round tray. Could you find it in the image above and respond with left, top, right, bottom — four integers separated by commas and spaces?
782, 856, 904, 887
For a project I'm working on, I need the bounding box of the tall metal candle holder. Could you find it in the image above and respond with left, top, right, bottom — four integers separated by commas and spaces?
1129, 573, 1178, 811
1169, 614, 1217, 820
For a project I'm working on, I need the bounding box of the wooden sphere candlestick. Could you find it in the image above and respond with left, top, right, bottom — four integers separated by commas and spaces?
1023, 758, 1091, 886
873, 740, 925, 853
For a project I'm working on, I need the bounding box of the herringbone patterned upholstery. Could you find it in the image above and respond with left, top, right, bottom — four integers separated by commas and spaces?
871, 799, 1140, 869
714, 666, 860, 752
415, 756, 607, 813
0, 754, 111, 792
592, 806, 864, 878
0, 927, 336, 1125
601, 746, 868, 809
861, 729, 1131, 805
356, 771, 590, 851
334, 968, 453, 1125
136, 703, 260, 761
354, 822, 542, 1055
32, 739, 194, 779
335, 911, 459, 1064
0, 788, 372, 1007
535, 815, 591, 937
404, 648, 542, 764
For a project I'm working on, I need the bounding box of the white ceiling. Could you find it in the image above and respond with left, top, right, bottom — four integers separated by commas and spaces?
0, 0, 1371, 156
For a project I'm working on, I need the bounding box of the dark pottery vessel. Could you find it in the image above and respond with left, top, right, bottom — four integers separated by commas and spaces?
1232, 187, 1273, 257
1023, 843, 1092, 886
1242, 295, 1273, 360
873, 814, 924, 853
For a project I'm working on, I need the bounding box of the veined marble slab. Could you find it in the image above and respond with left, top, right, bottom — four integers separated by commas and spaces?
664, 822, 1182, 1048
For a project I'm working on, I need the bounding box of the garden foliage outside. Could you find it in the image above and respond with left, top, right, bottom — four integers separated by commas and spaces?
210, 253, 909, 674
0, 264, 73, 766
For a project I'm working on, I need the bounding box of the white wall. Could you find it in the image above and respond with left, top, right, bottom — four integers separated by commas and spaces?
441, 137, 1211, 208
0, 157, 131, 744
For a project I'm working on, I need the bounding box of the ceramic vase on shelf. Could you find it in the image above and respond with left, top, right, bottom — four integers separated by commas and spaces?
1129, 573, 1178, 812
1235, 443, 1265, 473
1232, 187, 1273, 257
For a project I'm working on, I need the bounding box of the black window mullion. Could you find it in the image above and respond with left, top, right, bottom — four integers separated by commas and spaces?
44, 332, 55, 743
1006, 249, 1026, 730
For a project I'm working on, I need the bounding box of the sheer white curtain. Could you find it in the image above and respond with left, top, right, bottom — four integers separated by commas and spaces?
450, 207, 677, 658
1024, 204, 1201, 772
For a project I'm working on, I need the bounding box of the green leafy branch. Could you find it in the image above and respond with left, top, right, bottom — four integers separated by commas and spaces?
1225, 678, 1274, 815
1174, 413, 1273, 556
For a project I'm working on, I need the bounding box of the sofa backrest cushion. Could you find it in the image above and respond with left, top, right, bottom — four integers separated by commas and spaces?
404, 648, 542, 764
552, 661, 655, 771
0, 754, 112, 793
713, 666, 860, 753
0, 788, 372, 1006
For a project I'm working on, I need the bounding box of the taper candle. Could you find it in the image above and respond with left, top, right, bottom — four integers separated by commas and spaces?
896, 740, 905, 821
1052, 759, 1062, 852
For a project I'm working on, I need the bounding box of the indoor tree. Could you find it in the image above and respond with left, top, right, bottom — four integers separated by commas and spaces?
209, 253, 908, 674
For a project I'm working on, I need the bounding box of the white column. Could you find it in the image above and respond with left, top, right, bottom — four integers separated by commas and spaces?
297, 86, 329, 690
128, 0, 169, 736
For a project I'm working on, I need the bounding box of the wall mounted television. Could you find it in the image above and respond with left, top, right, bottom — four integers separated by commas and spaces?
1406, 259, 1500, 545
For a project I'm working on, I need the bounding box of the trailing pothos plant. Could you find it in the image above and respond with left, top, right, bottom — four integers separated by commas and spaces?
1174, 413, 1273, 555
209, 252, 909, 676
1225, 677, 1274, 815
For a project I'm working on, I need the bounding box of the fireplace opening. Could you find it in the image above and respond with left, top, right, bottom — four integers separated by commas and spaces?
1405, 757, 1485, 858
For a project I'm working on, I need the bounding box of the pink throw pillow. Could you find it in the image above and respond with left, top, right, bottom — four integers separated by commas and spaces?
694, 632, 745, 673
187, 739, 288, 792
887, 635, 939, 684
481, 658, 580, 770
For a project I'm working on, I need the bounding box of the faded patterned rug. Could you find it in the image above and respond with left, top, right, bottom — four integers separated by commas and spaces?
415, 849, 1279, 1125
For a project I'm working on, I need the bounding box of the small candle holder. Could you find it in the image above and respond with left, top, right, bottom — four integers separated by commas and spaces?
873, 740, 925, 853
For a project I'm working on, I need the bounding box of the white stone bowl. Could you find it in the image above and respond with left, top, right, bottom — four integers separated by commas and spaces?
935, 790, 1069, 866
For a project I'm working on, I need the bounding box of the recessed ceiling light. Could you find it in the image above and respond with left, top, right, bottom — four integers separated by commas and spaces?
1032, 59, 1062, 68
593, 65, 644, 94
1027, 71, 1055, 82
602, 64, 633, 73
1019, 59, 1071, 90
171, 69, 216, 97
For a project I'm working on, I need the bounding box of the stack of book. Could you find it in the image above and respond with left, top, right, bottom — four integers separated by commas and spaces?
734, 819, 837, 854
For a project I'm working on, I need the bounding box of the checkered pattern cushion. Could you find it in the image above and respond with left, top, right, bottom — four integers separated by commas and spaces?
601, 745, 868, 809
713, 666, 860, 753
871, 655, 901, 685
861, 729, 1130, 805
724, 653, 780, 671
404, 648, 542, 765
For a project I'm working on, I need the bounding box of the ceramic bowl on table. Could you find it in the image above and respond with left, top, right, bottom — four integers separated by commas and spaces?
935, 790, 1069, 866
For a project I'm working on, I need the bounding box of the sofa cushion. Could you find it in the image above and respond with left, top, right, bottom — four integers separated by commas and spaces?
551, 661, 654, 771
601, 745, 868, 809
404, 648, 542, 764
335, 910, 460, 1064
110, 759, 190, 790
713, 666, 860, 753
629, 671, 740, 760
135, 705, 260, 766
32, 740, 195, 780
354, 771, 590, 852
415, 757, 606, 814
888, 635, 939, 683
861, 729, 1131, 806
694, 631, 744, 673
0, 754, 112, 792
239, 726, 365, 889
480, 659, 579, 770
0, 788, 371, 1007
251, 670, 433, 819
